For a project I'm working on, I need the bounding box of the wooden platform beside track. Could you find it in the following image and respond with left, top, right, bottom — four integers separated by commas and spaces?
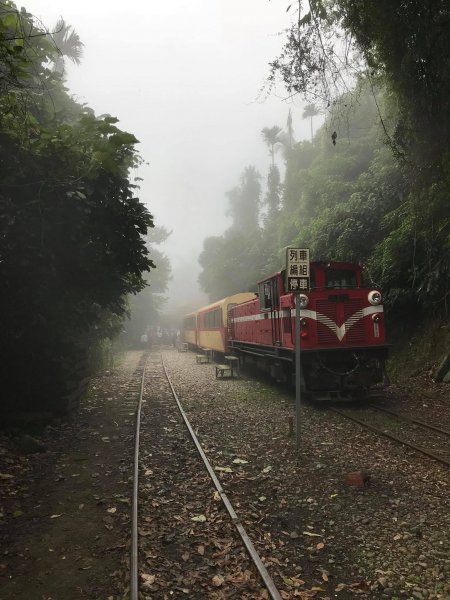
196, 354, 209, 364
215, 363, 234, 378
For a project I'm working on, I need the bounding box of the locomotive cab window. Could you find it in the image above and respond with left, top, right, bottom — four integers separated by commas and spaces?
259, 277, 280, 311
259, 281, 272, 310
325, 269, 358, 288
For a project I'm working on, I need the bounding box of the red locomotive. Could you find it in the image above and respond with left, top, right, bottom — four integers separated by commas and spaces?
183, 261, 388, 399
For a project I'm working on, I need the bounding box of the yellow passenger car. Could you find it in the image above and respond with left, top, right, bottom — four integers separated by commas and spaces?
195, 292, 256, 353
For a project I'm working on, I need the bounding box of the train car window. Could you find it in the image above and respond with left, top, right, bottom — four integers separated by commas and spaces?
184, 316, 196, 329
325, 269, 358, 288
204, 308, 222, 328
259, 281, 272, 310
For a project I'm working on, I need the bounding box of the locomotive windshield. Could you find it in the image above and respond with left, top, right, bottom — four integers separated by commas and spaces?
325, 268, 358, 288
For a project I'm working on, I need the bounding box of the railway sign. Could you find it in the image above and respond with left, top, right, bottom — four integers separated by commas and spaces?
286, 248, 310, 292
285, 247, 310, 453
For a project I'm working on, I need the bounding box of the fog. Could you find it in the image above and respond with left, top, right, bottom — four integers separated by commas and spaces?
24, 1, 314, 313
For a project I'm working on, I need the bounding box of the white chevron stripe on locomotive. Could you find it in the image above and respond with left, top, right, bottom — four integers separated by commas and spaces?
295, 305, 383, 341
231, 305, 383, 342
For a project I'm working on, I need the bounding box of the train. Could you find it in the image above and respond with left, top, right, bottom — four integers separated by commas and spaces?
183, 260, 388, 399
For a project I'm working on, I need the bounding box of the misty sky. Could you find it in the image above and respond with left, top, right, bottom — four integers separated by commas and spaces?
23, 1, 315, 309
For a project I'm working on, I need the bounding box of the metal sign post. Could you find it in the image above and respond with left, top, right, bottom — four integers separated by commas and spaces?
285, 248, 310, 453
295, 295, 301, 452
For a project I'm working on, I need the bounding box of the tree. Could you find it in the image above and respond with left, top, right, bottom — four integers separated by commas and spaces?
267, 1, 450, 316
0, 4, 156, 413
226, 166, 261, 232
270, 1, 450, 168
51, 18, 84, 75
198, 229, 265, 301
286, 108, 295, 149
198, 167, 264, 300
261, 125, 282, 167
261, 122, 283, 254
122, 227, 172, 346
302, 103, 319, 142
264, 164, 282, 222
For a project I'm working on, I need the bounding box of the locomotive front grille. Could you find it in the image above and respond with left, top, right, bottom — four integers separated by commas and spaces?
344, 298, 364, 342
316, 300, 337, 343
316, 298, 364, 343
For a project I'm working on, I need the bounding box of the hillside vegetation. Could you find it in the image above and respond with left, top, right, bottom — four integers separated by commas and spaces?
0, 4, 156, 415
198, 1, 449, 368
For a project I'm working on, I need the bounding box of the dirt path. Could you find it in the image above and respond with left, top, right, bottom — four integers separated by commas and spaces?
0, 351, 143, 600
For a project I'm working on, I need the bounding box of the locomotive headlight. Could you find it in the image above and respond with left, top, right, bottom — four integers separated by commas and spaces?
368, 290, 382, 305
298, 294, 309, 308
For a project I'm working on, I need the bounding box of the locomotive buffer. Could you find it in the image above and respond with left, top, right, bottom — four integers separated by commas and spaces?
286, 247, 310, 452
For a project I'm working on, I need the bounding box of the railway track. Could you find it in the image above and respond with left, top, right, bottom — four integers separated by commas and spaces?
129, 351, 282, 599
329, 403, 450, 467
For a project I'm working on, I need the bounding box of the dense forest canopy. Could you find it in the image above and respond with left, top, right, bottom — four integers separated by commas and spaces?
0, 2, 163, 413
199, 0, 449, 320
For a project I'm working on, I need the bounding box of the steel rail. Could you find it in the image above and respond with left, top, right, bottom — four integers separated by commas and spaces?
330, 407, 450, 467
130, 358, 147, 600
161, 357, 282, 600
369, 404, 450, 437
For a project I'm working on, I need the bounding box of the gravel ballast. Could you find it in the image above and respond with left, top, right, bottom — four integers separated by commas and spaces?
1, 348, 448, 600
162, 348, 450, 600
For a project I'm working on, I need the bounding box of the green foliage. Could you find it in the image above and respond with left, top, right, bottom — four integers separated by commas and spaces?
263, 164, 281, 222
302, 103, 320, 141
369, 178, 450, 311
199, 76, 448, 319
199, 166, 266, 300
0, 3, 156, 414
271, 0, 450, 176
290, 88, 448, 314
388, 319, 450, 382
225, 166, 262, 233
261, 125, 282, 167
51, 17, 84, 74
340, 0, 450, 168
199, 229, 265, 301
203, 1, 449, 322
271, 2, 450, 317
122, 227, 172, 346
